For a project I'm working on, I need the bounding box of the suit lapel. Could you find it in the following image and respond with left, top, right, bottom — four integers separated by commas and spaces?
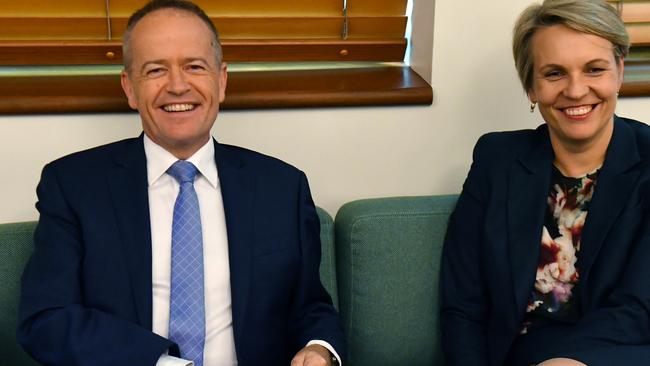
578, 117, 641, 286
214, 140, 255, 356
108, 136, 153, 329
507, 127, 554, 315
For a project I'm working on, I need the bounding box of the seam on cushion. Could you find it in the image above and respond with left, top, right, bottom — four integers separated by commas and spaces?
347, 211, 451, 223
3, 227, 35, 235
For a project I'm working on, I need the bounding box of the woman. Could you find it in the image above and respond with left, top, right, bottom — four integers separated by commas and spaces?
440, 1, 650, 365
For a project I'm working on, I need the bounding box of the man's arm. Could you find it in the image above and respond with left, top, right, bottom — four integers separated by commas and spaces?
292, 343, 338, 366
287, 172, 346, 365
17, 163, 174, 366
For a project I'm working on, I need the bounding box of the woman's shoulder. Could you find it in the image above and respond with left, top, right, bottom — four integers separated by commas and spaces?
473, 125, 547, 159
616, 116, 650, 157
618, 115, 650, 138
476, 127, 542, 147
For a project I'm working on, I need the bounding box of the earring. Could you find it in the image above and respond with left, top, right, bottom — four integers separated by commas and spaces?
530, 102, 536, 113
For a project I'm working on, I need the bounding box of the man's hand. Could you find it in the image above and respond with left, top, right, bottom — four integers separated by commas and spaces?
538, 358, 587, 366
291, 344, 332, 366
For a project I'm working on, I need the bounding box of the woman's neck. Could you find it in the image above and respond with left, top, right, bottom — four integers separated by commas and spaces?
550, 123, 613, 178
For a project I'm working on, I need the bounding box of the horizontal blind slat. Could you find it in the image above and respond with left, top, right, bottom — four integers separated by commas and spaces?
346, 0, 407, 16
0, 16, 347, 40
0, 18, 107, 40
628, 24, 650, 45
620, 2, 650, 22
0, 1, 105, 16
110, 17, 345, 39
110, 0, 343, 16
347, 17, 407, 38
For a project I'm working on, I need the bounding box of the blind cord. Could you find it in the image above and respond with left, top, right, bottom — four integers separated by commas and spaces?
105, 0, 112, 40
342, 0, 348, 40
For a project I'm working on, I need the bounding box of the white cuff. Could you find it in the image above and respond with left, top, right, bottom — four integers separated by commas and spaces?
307, 339, 342, 366
156, 354, 194, 366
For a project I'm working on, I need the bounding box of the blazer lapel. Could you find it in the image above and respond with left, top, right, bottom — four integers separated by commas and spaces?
578, 117, 641, 286
507, 127, 554, 316
108, 136, 153, 329
214, 140, 255, 356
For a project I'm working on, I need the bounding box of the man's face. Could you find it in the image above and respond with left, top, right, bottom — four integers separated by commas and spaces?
121, 9, 227, 159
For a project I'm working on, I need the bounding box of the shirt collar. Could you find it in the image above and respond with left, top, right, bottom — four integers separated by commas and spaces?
143, 134, 219, 189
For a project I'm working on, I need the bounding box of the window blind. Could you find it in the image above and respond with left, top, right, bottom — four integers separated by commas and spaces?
609, 0, 650, 46
0, 0, 409, 65
608, 1, 650, 96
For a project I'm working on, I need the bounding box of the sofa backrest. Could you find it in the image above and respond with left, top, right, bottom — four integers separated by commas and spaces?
335, 195, 458, 366
0, 221, 40, 366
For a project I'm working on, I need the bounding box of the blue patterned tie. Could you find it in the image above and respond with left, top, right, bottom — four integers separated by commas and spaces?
167, 160, 205, 366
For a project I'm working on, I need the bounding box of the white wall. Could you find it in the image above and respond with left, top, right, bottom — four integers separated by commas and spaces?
1, 0, 649, 223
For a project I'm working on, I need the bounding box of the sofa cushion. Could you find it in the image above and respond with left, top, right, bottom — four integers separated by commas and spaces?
335, 195, 458, 366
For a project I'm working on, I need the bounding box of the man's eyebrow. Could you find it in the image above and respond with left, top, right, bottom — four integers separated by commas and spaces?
137, 58, 212, 74
139, 60, 166, 72
185, 57, 209, 64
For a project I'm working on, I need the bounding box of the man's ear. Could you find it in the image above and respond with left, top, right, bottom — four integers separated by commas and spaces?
218, 62, 228, 104
120, 70, 138, 110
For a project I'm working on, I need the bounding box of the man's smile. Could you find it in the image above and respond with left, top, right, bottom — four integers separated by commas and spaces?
162, 103, 197, 112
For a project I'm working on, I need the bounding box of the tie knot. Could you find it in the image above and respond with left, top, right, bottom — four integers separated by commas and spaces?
167, 160, 199, 184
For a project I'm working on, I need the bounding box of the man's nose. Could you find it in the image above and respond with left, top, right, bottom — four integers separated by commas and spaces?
166, 68, 191, 95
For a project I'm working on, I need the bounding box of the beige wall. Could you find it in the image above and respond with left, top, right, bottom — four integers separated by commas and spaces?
1, 0, 649, 223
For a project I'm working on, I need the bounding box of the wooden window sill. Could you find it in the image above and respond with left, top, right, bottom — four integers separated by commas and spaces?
0, 64, 432, 114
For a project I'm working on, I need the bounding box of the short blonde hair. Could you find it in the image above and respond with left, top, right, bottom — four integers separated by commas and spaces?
512, 0, 629, 92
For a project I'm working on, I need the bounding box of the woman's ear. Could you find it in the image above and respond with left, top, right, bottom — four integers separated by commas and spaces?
616, 57, 625, 90
527, 91, 537, 104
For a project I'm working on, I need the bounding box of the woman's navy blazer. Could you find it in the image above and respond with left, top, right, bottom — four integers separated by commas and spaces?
441, 116, 650, 366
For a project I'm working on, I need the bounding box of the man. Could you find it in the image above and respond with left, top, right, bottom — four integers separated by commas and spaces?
17, 1, 345, 365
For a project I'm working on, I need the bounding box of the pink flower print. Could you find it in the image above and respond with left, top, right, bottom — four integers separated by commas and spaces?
553, 229, 577, 282
576, 176, 596, 204
535, 227, 577, 299
552, 282, 573, 303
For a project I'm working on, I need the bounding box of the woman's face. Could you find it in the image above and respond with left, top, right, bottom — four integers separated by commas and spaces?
528, 24, 624, 149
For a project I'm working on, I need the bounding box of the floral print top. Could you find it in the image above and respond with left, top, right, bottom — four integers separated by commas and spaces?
521, 165, 599, 334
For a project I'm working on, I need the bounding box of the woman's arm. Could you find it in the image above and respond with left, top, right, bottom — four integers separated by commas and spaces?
440, 137, 492, 366
538, 207, 650, 365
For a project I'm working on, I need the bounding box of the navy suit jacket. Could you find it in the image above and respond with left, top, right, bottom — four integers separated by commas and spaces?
441, 117, 650, 366
18, 136, 345, 366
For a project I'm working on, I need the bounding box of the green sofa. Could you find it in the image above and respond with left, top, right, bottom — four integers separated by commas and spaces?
1, 195, 458, 366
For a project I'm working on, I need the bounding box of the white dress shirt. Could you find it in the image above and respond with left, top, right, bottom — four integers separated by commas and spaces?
144, 135, 341, 366
146, 136, 237, 366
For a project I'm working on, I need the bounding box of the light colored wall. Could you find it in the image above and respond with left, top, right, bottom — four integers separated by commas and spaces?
1, 0, 649, 223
